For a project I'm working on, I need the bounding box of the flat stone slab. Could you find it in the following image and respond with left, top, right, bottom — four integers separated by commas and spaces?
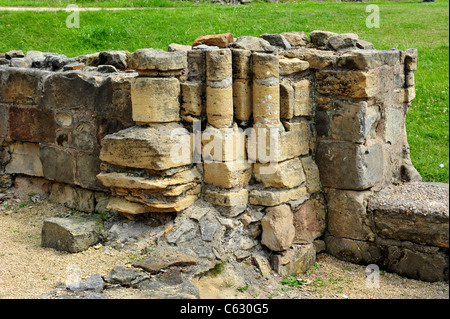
368, 182, 449, 248
41, 217, 102, 253
133, 251, 197, 273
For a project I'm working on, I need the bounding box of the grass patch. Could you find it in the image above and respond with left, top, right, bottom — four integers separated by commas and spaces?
0, 0, 448, 181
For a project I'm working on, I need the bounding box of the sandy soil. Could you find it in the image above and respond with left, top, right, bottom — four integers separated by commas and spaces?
0, 191, 448, 300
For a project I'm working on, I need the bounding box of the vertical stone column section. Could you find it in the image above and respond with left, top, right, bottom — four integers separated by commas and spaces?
252, 52, 281, 127
205, 49, 233, 128
232, 49, 252, 124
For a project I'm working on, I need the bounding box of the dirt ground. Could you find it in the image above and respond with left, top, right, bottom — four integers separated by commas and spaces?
0, 191, 448, 300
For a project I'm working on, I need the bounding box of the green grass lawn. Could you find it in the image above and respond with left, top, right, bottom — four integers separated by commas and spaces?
0, 0, 448, 182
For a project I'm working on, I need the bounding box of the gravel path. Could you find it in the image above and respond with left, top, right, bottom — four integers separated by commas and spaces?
0, 190, 448, 299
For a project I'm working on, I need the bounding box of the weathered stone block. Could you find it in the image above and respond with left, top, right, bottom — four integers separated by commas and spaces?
75, 152, 104, 191
383, 106, 404, 144
49, 182, 95, 213
249, 186, 307, 207
203, 188, 248, 217
300, 156, 321, 194
206, 85, 234, 128
292, 79, 313, 117
316, 140, 383, 190
5, 142, 43, 177
272, 244, 316, 276
230, 36, 276, 52
325, 188, 375, 241
187, 49, 205, 81
232, 79, 252, 122
181, 81, 205, 118
41, 217, 102, 253
206, 49, 232, 81
231, 49, 252, 79
281, 31, 309, 47
293, 196, 327, 244
131, 77, 180, 124
203, 161, 252, 189
0, 104, 8, 139
280, 80, 294, 120
279, 57, 309, 75
328, 33, 358, 51
260, 33, 291, 50
193, 33, 234, 49
261, 204, 295, 251
254, 157, 305, 188
309, 30, 337, 48
285, 48, 337, 70
330, 101, 380, 143
0, 67, 49, 105
127, 48, 187, 72
252, 52, 279, 79
8, 106, 55, 143
40, 145, 75, 184
98, 50, 129, 69
100, 125, 192, 171
316, 70, 377, 98
252, 82, 280, 126
201, 124, 246, 162
325, 235, 385, 265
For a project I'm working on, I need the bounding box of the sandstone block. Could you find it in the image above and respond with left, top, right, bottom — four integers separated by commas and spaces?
309, 30, 338, 48
5, 142, 43, 177
398, 87, 416, 103
404, 48, 418, 71
193, 33, 234, 49
292, 79, 313, 117
49, 183, 95, 213
252, 52, 279, 79
203, 161, 252, 189
0, 67, 49, 105
316, 140, 383, 190
252, 82, 280, 126
187, 49, 205, 81
280, 80, 294, 120
181, 81, 205, 118
249, 186, 307, 207
316, 70, 377, 98
383, 106, 404, 144
41, 217, 102, 253
168, 43, 192, 53
293, 196, 327, 244
233, 79, 252, 122
300, 156, 321, 194
8, 106, 55, 143
231, 49, 252, 79
201, 124, 246, 162
261, 204, 295, 251
260, 34, 291, 50
203, 188, 248, 217
272, 244, 316, 276
100, 125, 192, 171
131, 77, 180, 124
75, 152, 104, 191
206, 49, 232, 81
40, 145, 75, 185
324, 235, 385, 265
281, 31, 309, 47
254, 157, 305, 188
330, 100, 380, 143
285, 48, 336, 70
328, 33, 358, 51
206, 85, 234, 128
133, 251, 197, 273
127, 48, 187, 72
98, 50, 129, 69
325, 188, 375, 241
279, 57, 309, 75
0, 104, 8, 139
230, 36, 276, 52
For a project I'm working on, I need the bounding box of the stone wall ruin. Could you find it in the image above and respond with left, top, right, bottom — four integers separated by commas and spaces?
1, 31, 448, 283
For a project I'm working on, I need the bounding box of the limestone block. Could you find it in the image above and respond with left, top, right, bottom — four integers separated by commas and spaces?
330, 100, 380, 143
127, 48, 187, 72
5, 142, 43, 177
40, 145, 75, 185
233, 79, 252, 122
205, 85, 234, 128
272, 244, 316, 276
316, 70, 377, 98
203, 161, 252, 189
325, 188, 375, 241
261, 204, 295, 251
315, 140, 383, 190
293, 196, 327, 244
131, 77, 180, 124
292, 79, 313, 117
193, 33, 234, 49
254, 157, 306, 188
201, 124, 246, 162
279, 57, 309, 75
99, 125, 192, 171
8, 106, 55, 143
41, 217, 102, 253
49, 183, 95, 213
181, 81, 205, 118
300, 156, 321, 194
249, 186, 307, 207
